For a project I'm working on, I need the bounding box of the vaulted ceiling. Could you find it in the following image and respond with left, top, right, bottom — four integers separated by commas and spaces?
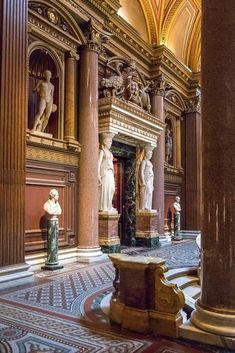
118, 0, 201, 72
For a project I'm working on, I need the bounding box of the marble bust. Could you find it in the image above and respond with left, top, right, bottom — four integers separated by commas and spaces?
98, 132, 116, 212
43, 189, 62, 217
139, 146, 154, 211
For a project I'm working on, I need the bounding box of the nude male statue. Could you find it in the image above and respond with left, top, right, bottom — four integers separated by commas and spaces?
31, 70, 57, 133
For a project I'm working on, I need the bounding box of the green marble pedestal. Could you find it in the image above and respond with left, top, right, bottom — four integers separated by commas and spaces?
42, 216, 63, 270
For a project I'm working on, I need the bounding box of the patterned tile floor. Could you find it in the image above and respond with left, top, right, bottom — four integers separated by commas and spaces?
0, 240, 231, 353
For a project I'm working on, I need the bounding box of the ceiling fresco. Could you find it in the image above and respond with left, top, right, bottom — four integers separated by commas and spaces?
118, 0, 201, 72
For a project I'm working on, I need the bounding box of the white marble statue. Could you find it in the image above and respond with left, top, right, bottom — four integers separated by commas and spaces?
165, 128, 173, 164
139, 146, 154, 210
173, 196, 181, 237
31, 70, 57, 133
43, 188, 62, 217
98, 133, 116, 212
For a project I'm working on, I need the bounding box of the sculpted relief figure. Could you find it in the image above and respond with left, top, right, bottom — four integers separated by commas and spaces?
31, 70, 57, 133
98, 133, 116, 212
43, 188, 62, 217
139, 81, 151, 113
139, 146, 154, 211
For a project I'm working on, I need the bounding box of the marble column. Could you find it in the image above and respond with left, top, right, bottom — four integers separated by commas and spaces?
0, 0, 32, 283
77, 25, 106, 262
151, 76, 165, 235
64, 51, 80, 150
191, 0, 235, 336
175, 117, 182, 169
183, 93, 202, 231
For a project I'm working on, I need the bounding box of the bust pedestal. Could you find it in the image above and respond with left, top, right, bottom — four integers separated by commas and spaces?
42, 215, 63, 270
136, 210, 159, 247
99, 210, 120, 253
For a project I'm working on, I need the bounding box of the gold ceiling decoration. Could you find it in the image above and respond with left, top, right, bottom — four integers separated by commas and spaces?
118, 0, 201, 72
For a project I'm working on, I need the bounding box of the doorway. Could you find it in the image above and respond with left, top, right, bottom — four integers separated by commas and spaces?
112, 142, 136, 246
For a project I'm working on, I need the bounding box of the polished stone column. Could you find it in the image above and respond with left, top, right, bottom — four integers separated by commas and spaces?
77, 25, 106, 261
0, 0, 32, 282
151, 76, 165, 235
183, 93, 202, 231
64, 51, 80, 150
191, 0, 235, 336
175, 117, 182, 169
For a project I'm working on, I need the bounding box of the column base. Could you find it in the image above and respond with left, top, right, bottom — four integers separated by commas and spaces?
136, 210, 159, 248
191, 300, 235, 337
77, 246, 107, 263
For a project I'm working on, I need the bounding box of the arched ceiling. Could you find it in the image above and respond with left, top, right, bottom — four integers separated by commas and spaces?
118, 0, 201, 72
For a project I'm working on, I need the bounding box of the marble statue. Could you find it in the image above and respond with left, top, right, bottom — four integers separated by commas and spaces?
165, 128, 173, 164
98, 132, 116, 212
139, 146, 154, 210
42, 188, 63, 270
31, 70, 57, 133
173, 196, 182, 239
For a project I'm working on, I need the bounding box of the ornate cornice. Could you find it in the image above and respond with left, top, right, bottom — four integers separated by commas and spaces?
82, 0, 121, 16
28, 11, 80, 50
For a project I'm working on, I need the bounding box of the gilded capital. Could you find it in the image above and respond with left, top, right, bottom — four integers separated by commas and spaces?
81, 19, 112, 54
65, 51, 79, 61
184, 93, 201, 113
150, 75, 169, 97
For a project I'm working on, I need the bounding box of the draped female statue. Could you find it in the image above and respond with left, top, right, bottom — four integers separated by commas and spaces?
98, 133, 116, 212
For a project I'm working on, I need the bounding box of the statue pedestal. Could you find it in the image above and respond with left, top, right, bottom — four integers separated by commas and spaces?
99, 211, 120, 253
136, 210, 159, 248
42, 216, 63, 270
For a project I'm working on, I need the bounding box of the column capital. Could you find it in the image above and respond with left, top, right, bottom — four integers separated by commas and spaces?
65, 51, 79, 61
184, 92, 201, 114
81, 19, 112, 54
150, 74, 170, 97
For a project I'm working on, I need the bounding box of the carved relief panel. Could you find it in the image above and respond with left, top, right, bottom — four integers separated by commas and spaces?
99, 57, 151, 114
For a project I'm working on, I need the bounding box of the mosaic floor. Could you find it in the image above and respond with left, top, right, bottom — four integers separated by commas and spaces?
0, 240, 230, 353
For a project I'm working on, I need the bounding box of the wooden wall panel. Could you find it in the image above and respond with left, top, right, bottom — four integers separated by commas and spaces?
26, 160, 77, 253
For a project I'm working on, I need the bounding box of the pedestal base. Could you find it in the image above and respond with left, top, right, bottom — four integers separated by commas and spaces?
99, 211, 120, 253
136, 210, 159, 248
41, 263, 64, 271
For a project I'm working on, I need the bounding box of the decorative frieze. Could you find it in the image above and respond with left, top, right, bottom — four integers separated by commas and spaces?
27, 143, 79, 166
99, 97, 164, 147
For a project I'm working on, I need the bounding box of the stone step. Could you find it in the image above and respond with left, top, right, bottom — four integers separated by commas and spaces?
183, 284, 201, 299
166, 267, 198, 281
170, 275, 199, 289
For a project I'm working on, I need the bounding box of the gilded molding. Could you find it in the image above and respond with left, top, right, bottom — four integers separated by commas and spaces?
27, 144, 79, 166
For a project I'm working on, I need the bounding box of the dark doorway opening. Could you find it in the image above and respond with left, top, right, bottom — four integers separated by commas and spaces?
112, 141, 136, 246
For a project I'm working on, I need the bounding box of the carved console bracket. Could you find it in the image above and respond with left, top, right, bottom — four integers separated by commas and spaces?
109, 254, 185, 338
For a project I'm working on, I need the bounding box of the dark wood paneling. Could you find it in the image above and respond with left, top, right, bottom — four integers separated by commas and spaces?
26, 160, 78, 253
